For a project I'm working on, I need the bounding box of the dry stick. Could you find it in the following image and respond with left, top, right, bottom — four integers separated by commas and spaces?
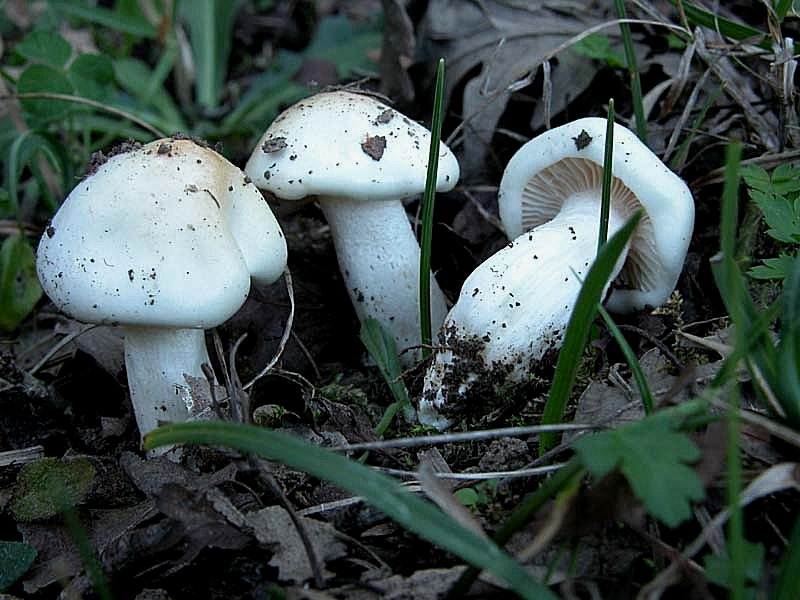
248, 455, 327, 590
691, 147, 800, 187
26, 325, 98, 376
331, 423, 597, 452
615, 323, 684, 369
693, 29, 780, 151
662, 68, 711, 165
290, 331, 321, 380
6, 93, 165, 137
243, 269, 295, 391
376, 464, 564, 481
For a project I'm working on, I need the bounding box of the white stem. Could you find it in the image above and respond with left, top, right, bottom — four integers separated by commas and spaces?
123, 326, 211, 447
419, 192, 630, 427
319, 196, 448, 364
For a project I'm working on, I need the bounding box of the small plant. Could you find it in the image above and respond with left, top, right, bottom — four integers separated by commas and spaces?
741, 163, 800, 280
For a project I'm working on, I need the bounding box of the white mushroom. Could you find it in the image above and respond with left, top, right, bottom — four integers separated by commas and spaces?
245, 91, 460, 364
418, 118, 694, 428
37, 138, 288, 444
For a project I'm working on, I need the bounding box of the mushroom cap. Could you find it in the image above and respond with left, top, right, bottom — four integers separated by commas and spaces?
498, 117, 694, 313
37, 138, 288, 328
245, 90, 460, 201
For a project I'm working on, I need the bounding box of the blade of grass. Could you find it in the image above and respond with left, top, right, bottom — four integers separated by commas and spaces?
144, 421, 558, 600
180, 0, 241, 111
539, 210, 643, 455
613, 1, 647, 142
775, 0, 793, 22
57, 494, 113, 600
360, 318, 411, 435
773, 513, 800, 599
446, 459, 585, 598
777, 257, 800, 423
419, 58, 446, 359
667, 1, 769, 48
597, 305, 654, 413
48, 0, 157, 38
598, 100, 615, 250
712, 142, 745, 599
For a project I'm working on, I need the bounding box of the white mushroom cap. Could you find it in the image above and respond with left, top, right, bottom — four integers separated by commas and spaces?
37, 138, 288, 328
498, 117, 694, 313
245, 90, 460, 200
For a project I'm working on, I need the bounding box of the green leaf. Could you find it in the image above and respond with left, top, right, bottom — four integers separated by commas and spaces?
6, 132, 64, 216
573, 418, 704, 527
748, 253, 797, 280
0, 541, 38, 592
47, 0, 157, 38
113, 58, 187, 132
306, 14, 382, 78
17, 64, 75, 120
10, 458, 96, 522
220, 50, 304, 134
180, 0, 242, 110
539, 210, 643, 454
0, 236, 43, 332
360, 318, 411, 435
704, 540, 764, 589
68, 54, 115, 101
145, 421, 557, 600
571, 34, 626, 69
15, 30, 72, 68
774, 514, 800, 599
667, 1, 769, 48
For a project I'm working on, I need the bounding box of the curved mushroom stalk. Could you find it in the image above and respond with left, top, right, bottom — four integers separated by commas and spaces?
123, 326, 212, 453
319, 195, 448, 364
418, 195, 629, 428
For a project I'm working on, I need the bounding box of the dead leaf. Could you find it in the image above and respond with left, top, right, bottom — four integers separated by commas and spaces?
119, 452, 237, 496
247, 505, 347, 583
418, 0, 596, 179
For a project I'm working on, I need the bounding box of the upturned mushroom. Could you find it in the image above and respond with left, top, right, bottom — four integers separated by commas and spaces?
37, 137, 288, 443
418, 118, 694, 428
245, 91, 460, 364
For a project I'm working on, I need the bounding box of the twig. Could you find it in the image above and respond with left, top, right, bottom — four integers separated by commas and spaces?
243, 269, 295, 391
332, 423, 598, 452
249, 455, 326, 589
4, 93, 164, 137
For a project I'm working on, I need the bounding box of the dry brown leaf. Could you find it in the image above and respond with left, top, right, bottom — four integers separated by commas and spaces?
247, 505, 347, 583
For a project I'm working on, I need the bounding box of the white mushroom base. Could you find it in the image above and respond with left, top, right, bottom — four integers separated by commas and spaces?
123, 326, 212, 451
319, 195, 448, 364
418, 194, 630, 428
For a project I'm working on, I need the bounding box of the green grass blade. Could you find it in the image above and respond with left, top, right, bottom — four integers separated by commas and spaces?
613, 0, 647, 142
539, 210, 643, 455
447, 459, 585, 598
773, 513, 800, 599
777, 257, 800, 423
775, 0, 793, 22
598, 100, 614, 250
180, 0, 241, 110
668, 1, 769, 48
145, 422, 557, 600
360, 318, 411, 435
597, 305, 654, 413
48, 0, 157, 37
726, 386, 745, 600
419, 58, 446, 359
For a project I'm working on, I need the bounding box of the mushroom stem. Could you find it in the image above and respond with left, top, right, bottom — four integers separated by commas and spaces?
318, 195, 448, 364
123, 326, 212, 447
419, 192, 630, 428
